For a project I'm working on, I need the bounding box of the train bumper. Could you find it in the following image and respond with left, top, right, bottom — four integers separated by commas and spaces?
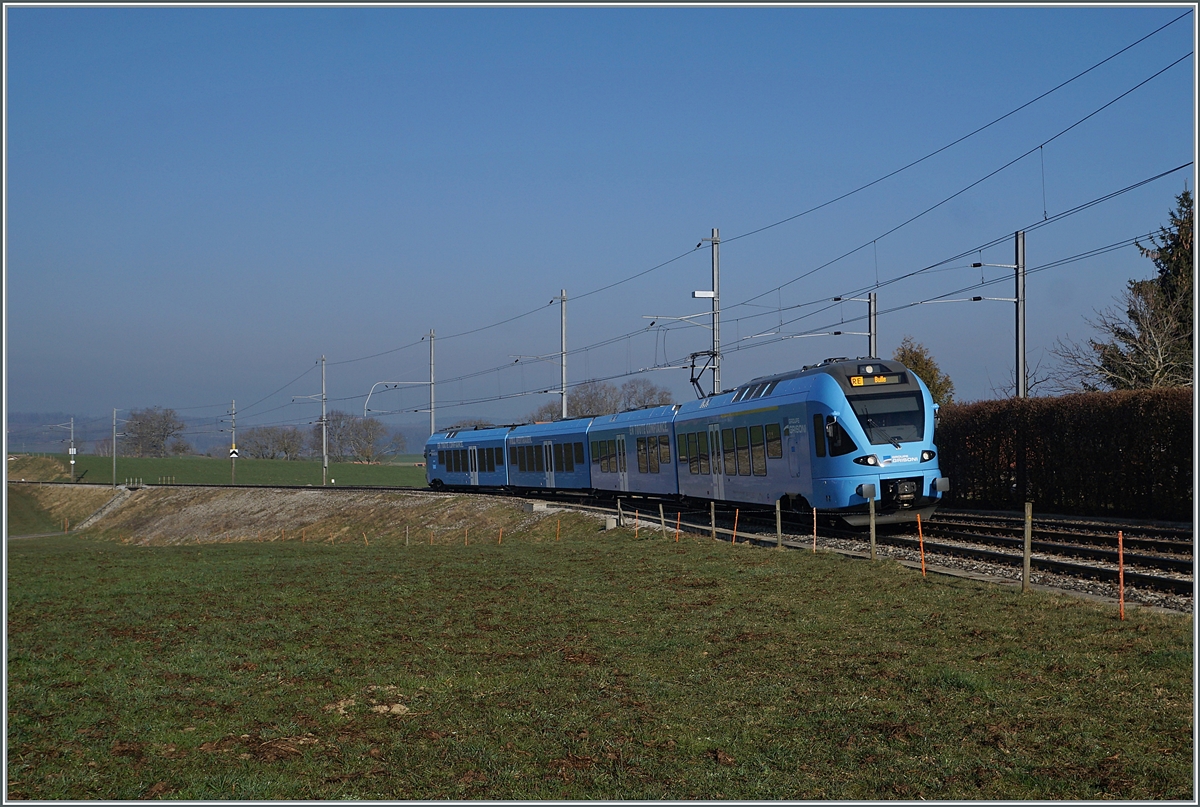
813, 473, 948, 526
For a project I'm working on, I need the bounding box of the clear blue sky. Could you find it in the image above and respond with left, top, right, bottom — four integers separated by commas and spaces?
4, 5, 1196, 446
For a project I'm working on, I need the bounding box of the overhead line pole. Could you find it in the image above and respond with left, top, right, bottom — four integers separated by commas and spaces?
429, 330, 436, 437
230, 400, 237, 485
322, 356, 328, 485
560, 290, 568, 419
697, 229, 721, 395
112, 409, 119, 489
1016, 230, 1027, 399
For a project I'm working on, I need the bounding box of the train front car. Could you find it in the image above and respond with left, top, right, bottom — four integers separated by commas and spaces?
807, 358, 949, 525
425, 426, 511, 490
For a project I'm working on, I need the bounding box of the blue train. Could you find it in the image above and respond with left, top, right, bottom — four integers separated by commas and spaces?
425, 357, 950, 525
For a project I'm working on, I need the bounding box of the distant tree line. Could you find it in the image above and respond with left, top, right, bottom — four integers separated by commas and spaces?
527, 378, 675, 422
93, 407, 406, 463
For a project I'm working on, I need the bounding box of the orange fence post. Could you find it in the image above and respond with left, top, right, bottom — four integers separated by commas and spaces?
675, 512, 681, 543
465, 527, 468, 546
732, 509, 739, 545
363, 532, 368, 547
812, 507, 817, 553
635, 511, 639, 540
498, 528, 503, 545
556, 517, 561, 542
1118, 530, 1125, 621
917, 513, 926, 577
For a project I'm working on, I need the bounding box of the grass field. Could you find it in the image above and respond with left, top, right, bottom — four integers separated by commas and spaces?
8, 453, 428, 488
6, 483, 119, 536
6, 497, 1193, 800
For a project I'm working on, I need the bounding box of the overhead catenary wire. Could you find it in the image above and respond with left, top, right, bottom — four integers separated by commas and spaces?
40, 17, 1191, 430
311, 14, 1194, 374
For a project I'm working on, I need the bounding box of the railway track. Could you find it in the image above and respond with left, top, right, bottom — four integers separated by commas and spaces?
16, 480, 1194, 599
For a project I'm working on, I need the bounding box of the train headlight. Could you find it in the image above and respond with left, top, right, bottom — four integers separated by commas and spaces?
921, 450, 936, 462
853, 454, 880, 466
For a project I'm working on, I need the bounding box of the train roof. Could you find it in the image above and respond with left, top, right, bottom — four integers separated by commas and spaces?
735, 357, 919, 394
588, 404, 680, 427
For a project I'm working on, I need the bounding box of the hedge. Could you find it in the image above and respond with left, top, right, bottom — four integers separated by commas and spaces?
935, 388, 1193, 521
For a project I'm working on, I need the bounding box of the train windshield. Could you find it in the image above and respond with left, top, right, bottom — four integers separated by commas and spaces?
847, 392, 924, 446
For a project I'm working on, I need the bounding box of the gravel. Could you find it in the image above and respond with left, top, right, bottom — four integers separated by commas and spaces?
805, 531, 1193, 615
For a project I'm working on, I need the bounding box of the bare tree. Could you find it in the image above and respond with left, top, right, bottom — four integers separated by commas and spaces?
1051, 188, 1193, 392
1051, 283, 1193, 392
277, 426, 305, 461
528, 378, 674, 422
93, 437, 112, 457
124, 407, 187, 458
346, 417, 389, 464
619, 378, 674, 410
309, 411, 394, 463
242, 426, 281, 459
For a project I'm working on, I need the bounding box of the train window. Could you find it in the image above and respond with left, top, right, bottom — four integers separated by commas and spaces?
687, 433, 700, 475
535, 445, 545, 473
760, 381, 779, 398
658, 435, 671, 465
564, 444, 575, 473
487, 448, 496, 473
517, 446, 527, 473
591, 441, 601, 465
601, 441, 611, 473
735, 428, 751, 476
848, 392, 925, 445
574, 443, 584, 467
750, 425, 767, 476
813, 414, 827, 457
438, 450, 445, 467
698, 432, 710, 475
722, 428, 736, 475
765, 423, 783, 459
496, 447, 504, 468
678, 434, 688, 464
553, 443, 563, 473
826, 417, 858, 457
510, 447, 518, 467
636, 438, 648, 474
450, 450, 459, 473
648, 438, 660, 473
618, 440, 627, 473
609, 440, 619, 473
471, 451, 478, 473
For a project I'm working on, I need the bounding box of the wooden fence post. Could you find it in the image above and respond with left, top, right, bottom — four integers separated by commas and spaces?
1022, 501, 1033, 593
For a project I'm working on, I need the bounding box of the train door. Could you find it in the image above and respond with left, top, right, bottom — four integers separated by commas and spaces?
707, 423, 725, 500
786, 415, 813, 492
542, 441, 555, 488
616, 434, 628, 492
468, 446, 479, 486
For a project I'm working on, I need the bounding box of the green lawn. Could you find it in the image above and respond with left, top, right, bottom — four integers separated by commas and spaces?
34, 453, 428, 488
6, 518, 1192, 800
5, 485, 60, 535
